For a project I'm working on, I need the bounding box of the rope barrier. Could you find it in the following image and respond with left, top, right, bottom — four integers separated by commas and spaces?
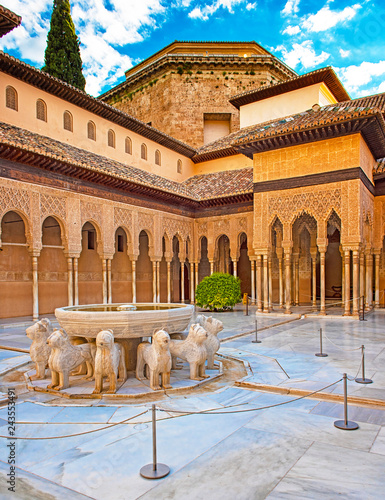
321, 330, 362, 352
0, 409, 148, 440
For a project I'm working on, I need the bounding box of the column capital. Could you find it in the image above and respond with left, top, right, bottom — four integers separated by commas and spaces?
101, 254, 114, 261
128, 254, 139, 261
64, 252, 80, 259
316, 238, 328, 250
28, 249, 41, 258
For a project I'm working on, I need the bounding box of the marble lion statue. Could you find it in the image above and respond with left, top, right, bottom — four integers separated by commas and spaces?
26, 318, 53, 380
169, 324, 209, 381
47, 329, 93, 391
196, 314, 223, 369
136, 329, 172, 391
93, 330, 126, 394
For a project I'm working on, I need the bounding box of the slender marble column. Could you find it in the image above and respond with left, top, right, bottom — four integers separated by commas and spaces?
256, 255, 263, 313
344, 250, 351, 316
210, 260, 214, 275
284, 251, 292, 314
311, 253, 317, 310
102, 259, 107, 304
131, 260, 136, 303
156, 261, 160, 303
263, 255, 269, 312
295, 257, 299, 306
375, 253, 380, 308
152, 261, 157, 303
268, 255, 273, 311
67, 257, 73, 306
277, 252, 284, 308
319, 250, 326, 315
341, 250, 345, 309
73, 257, 79, 305
352, 250, 360, 317
195, 262, 199, 291
251, 260, 255, 305
368, 252, 373, 308
167, 261, 171, 303
181, 261, 185, 303
233, 259, 237, 277
365, 252, 372, 309
190, 262, 195, 303
107, 259, 112, 304
32, 255, 39, 321
359, 252, 365, 311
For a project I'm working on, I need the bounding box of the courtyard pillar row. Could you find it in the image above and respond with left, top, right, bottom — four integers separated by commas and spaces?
365, 251, 373, 309
268, 254, 273, 311
283, 248, 292, 314
263, 254, 269, 312
352, 250, 360, 317
107, 259, 112, 304
102, 259, 108, 304
166, 259, 171, 303
190, 262, 195, 303
31, 251, 40, 321
340, 248, 345, 307
256, 254, 263, 312
294, 254, 299, 306
276, 248, 284, 309
343, 249, 351, 316
73, 257, 79, 305
310, 249, 317, 310
318, 244, 327, 315
374, 251, 381, 308
130, 256, 137, 303
180, 260, 185, 303
66, 256, 73, 306
251, 259, 255, 304
359, 251, 365, 311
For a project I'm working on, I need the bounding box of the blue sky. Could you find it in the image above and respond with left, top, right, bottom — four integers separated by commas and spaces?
1, 0, 385, 99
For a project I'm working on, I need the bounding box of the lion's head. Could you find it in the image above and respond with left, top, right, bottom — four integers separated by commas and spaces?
96, 329, 114, 349
196, 315, 223, 336
47, 328, 68, 348
26, 318, 52, 341
188, 324, 208, 344
153, 329, 170, 349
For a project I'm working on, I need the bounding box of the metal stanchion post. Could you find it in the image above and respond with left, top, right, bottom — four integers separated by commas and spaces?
252, 319, 261, 343
334, 374, 359, 430
140, 404, 170, 479
245, 296, 249, 316
355, 345, 373, 384
315, 328, 328, 357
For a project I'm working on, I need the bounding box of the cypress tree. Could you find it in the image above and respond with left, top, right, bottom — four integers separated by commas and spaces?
42, 0, 86, 91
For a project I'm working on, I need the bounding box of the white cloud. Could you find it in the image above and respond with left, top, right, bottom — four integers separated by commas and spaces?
188, 0, 246, 21
281, 0, 300, 17
302, 4, 361, 33
0, 0, 167, 96
282, 25, 300, 35
339, 48, 350, 58
246, 2, 257, 10
275, 40, 330, 69
336, 60, 385, 94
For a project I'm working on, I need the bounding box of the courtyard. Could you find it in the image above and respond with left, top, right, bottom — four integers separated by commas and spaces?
0, 307, 384, 500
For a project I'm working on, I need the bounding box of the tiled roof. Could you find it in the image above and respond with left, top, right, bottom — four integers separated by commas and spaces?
194, 92, 385, 162
0, 5, 21, 37
229, 67, 350, 108
0, 122, 253, 201
183, 168, 253, 200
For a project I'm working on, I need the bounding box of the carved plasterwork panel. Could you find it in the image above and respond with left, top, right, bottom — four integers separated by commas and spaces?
0, 186, 31, 219
40, 194, 67, 222
114, 207, 132, 231
163, 218, 192, 241
81, 201, 102, 227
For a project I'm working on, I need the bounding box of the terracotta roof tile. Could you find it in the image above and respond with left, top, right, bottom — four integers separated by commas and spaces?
0, 122, 252, 201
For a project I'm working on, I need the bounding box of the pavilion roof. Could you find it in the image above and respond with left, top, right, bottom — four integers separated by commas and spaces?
0, 5, 21, 37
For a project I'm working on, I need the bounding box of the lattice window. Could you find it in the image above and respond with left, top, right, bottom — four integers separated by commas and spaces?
63, 111, 73, 132
177, 159, 182, 174
141, 143, 147, 160
6, 86, 18, 111
36, 99, 47, 121
125, 136, 132, 154
87, 121, 96, 141
108, 129, 115, 148
155, 149, 161, 166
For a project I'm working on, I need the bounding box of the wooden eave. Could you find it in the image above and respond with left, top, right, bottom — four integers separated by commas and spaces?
0, 6, 21, 37
192, 147, 239, 164
234, 114, 385, 160
0, 52, 196, 158
230, 67, 350, 109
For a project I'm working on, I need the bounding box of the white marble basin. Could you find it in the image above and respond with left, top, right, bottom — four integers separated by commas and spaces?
55, 303, 194, 339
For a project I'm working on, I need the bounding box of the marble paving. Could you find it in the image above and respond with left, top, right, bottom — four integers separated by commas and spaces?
0, 308, 384, 499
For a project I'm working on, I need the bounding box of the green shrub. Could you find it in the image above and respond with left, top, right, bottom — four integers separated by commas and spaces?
195, 273, 241, 312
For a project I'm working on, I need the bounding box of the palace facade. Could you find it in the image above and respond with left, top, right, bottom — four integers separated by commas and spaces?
0, 5, 384, 320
